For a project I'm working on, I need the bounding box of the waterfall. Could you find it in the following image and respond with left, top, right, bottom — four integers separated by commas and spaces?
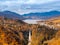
28, 30, 31, 45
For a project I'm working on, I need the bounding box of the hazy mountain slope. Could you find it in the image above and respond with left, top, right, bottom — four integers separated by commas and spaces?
0, 11, 60, 20
23, 11, 60, 20
0, 11, 25, 20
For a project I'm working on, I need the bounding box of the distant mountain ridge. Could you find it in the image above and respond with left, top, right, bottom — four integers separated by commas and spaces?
0, 11, 25, 20
23, 11, 60, 20
0, 11, 60, 20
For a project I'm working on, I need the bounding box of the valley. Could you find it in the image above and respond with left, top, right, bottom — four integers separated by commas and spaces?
0, 11, 60, 45
0, 16, 60, 45
0, 0, 60, 45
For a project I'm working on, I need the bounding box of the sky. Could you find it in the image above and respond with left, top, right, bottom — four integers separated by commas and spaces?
0, 0, 60, 14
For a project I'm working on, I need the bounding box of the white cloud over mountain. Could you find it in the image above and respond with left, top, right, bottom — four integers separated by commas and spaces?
0, 0, 60, 14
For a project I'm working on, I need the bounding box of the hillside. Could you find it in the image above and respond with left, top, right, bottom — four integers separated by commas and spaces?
31, 17, 60, 45
23, 11, 60, 20
0, 17, 29, 45
0, 16, 60, 45
37, 16, 60, 29
0, 11, 60, 20
0, 11, 25, 20
46, 17, 60, 29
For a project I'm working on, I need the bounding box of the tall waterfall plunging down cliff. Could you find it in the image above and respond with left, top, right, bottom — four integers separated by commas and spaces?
28, 31, 32, 45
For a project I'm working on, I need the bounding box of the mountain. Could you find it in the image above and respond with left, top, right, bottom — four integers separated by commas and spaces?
0, 11, 25, 20
0, 10, 60, 20
23, 11, 60, 20
0, 17, 28, 45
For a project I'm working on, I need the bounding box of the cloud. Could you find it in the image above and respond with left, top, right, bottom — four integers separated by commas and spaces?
20, 0, 57, 4
19, 1, 60, 14
0, 0, 60, 14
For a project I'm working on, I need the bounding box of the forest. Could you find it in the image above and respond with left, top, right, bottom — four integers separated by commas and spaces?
0, 17, 60, 45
